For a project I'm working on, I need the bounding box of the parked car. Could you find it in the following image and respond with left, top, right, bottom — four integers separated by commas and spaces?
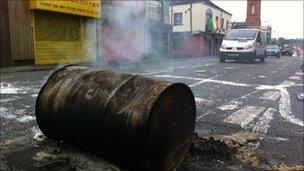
281, 45, 293, 56
266, 45, 281, 58
219, 29, 267, 63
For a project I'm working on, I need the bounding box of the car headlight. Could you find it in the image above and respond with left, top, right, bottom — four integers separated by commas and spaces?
220, 44, 226, 49
244, 44, 253, 50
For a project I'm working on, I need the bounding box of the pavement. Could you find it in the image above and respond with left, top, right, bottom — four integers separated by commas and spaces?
1, 55, 303, 170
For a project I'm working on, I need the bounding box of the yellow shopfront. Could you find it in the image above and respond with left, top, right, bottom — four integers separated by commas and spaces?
30, 0, 101, 65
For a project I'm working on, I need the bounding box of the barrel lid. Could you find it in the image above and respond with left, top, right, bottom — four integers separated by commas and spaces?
145, 83, 196, 171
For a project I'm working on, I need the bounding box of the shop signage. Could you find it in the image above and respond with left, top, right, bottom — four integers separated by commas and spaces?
30, 0, 101, 18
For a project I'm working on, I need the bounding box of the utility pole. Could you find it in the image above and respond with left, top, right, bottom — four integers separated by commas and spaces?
190, 1, 192, 33
169, 0, 174, 58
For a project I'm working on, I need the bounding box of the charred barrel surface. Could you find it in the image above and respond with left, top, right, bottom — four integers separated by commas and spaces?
36, 65, 196, 171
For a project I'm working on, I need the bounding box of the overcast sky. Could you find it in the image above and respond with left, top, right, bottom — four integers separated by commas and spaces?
211, 0, 304, 39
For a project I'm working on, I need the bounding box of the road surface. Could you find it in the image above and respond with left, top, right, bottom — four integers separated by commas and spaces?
1, 55, 303, 170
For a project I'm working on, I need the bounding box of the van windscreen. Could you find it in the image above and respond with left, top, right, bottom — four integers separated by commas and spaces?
224, 30, 257, 40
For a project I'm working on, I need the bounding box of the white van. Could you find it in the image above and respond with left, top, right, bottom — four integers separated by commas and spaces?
219, 29, 267, 63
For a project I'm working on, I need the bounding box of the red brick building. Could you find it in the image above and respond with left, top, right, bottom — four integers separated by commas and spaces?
246, 0, 261, 28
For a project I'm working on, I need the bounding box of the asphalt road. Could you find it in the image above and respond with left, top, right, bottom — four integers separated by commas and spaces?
1, 55, 303, 169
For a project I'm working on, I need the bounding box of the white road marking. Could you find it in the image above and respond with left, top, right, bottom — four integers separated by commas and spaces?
198, 90, 260, 122
265, 136, 289, 141
154, 74, 303, 127
0, 107, 35, 123
218, 101, 242, 111
203, 79, 249, 87
252, 108, 276, 134
31, 94, 38, 97
189, 80, 207, 87
280, 80, 295, 86
143, 69, 172, 75
154, 75, 201, 81
195, 97, 213, 105
155, 75, 250, 87
289, 75, 301, 80
0, 96, 21, 103
224, 67, 235, 69
195, 70, 206, 73
295, 72, 303, 76
258, 75, 266, 78
256, 83, 304, 127
224, 106, 266, 128
278, 87, 304, 127
260, 91, 281, 101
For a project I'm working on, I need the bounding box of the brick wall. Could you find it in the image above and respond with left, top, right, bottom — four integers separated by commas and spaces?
246, 0, 261, 28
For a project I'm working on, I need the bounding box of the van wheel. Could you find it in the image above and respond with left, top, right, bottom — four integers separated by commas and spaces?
220, 57, 225, 63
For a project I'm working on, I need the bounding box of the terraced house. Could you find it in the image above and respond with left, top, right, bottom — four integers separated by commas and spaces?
171, 0, 232, 58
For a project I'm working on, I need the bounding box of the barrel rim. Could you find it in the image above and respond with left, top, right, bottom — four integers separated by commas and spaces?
144, 82, 196, 170
35, 64, 84, 138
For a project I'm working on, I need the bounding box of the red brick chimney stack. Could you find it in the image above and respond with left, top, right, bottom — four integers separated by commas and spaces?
246, 0, 261, 28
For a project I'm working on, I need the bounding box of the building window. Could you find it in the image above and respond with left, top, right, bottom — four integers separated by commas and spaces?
205, 8, 213, 32
221, 18, 224, 30
172, 37, 183, 49
174, 12, 183, 25
226, 20, 229, 30
251, 5, 255, 15
146, 0, 164, 22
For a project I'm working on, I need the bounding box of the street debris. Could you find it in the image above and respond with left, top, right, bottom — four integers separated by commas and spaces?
221, 132, 261, 145
271, 162, 304, 171
1, 128, 303, 171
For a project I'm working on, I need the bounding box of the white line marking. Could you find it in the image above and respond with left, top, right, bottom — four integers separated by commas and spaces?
265, 136, 289, 141
197, 90, 260, 122
189, 80, 207, 87
188, 79, 249, 87
196, 111, 212, 121
256, 82, 304, 127
203, 79, 249, 87
280, 80, 295, 86
154, 75, 201, 81
218, 101, 242, 111
295, 72, 303, 76
0, 107, 35, 123
143, 69, 173, 75
154, 74, 303, 127
260, 91, 281, 101
289, 76, 301, 80
0, 83, 27, 94
258, 75, 266, 78
224, 106, 266, 128
195, 70, 206, 73
252, 108, 275, 134
224, 67, 235, 69
155, 75, 250, 87
195, 97, 213, 105
278, 87, 304, 127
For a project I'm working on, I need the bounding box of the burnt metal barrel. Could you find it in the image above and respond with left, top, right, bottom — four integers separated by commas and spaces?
35, 65, 196, 171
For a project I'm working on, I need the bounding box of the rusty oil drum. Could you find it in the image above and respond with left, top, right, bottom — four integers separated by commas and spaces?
35, 65, 196, 171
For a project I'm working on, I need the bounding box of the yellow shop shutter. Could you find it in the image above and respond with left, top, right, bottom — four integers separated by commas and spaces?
34, 11, 96, 65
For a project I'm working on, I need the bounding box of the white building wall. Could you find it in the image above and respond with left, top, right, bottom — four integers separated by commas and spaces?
192, 3, 204, 33
171, 2, 232, 34
171, 4, 191, 32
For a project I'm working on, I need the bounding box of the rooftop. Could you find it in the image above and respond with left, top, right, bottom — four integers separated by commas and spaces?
171, 0, 232, 15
